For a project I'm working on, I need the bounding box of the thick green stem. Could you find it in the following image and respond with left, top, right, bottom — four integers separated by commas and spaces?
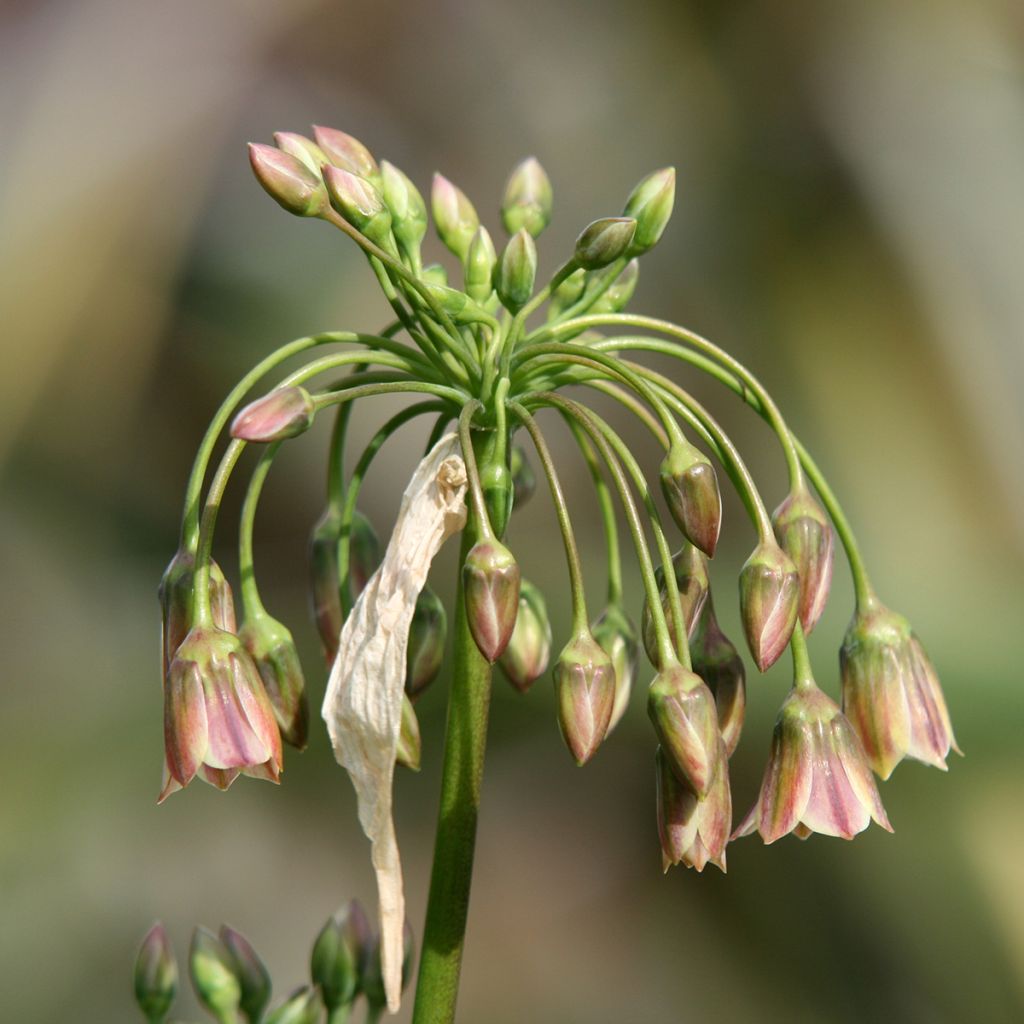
412, 525, 492, 1024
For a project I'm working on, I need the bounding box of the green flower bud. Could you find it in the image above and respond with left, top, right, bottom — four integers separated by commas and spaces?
395, 694, 422, 771
272, 131, 328, 175
134, 923, 177, 1024
494, 228, 537, 313
691, 596, 745, 758
554, 630, 616, 765
348, 509, 382, 602
421, 262, 448, 287
772, 487, 834, 633
480, 458, 513, 540
464, 226, 497, 304
499, 578, 552, 692
659, 442, 722, 557
362, 920, 416, 1012
648, 663, 720, 797
219, 926, 271, 1024
738, 542, 799, 672
239, 611, 309, 750
380, 160, 428, 264
419, 283, 493, 326
248, 143, 328, 218
574, 217, 637, 270
264, 986, 322, 1024
431, 173, 480, 260
312, 125, 380, 181
623, 166, 675, 254
463, 539, 521, 662
189, 927, 241, 1021
230, 386, 315, 443
501, 156, 553, 237
641, 544, 710, 667
309, 508, 343, 663
510, 443, 536, 508
311, 900, 372, 1012
546, 267, 587, 321
406, 586, 447, 698
323, 165, 397, 253
594, 258, 640, 313
591, 602, 640, 732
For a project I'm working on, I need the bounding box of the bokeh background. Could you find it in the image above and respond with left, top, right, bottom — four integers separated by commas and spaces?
3, 0, 1023, 1021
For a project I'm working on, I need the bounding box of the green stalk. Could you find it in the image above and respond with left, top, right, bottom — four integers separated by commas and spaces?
238, 441, 280, 616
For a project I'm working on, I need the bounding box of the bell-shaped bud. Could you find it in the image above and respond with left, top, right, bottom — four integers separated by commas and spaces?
501, 156, 553, 237
547, 267, 588, 321
554, 630, 616, 765
309, 508, 343, 663
311, 900, 372, 1012
690, 596, 745, 757
323, 165, 396, 252
219, 926, 271, 1024
273, 131, 328, 175
312, 125, 379, 180
362, 919, 416, 1013
510, 444, 536, 508
264, 986, 323, 1024
380, 160, 428, 262
647, 663, 721, 797
421, 262, 448, 287
841, 601, 959, 779
641, 544, 710, 666
189, 928, 241, 1021
464, 225, 498, 304
239, 611, 309, 750
739, 542, 800, 671
249, 143, 328, 217
574, 217, 637, 270
406, 586, 447, 698
591, 603, 640, 732
499, 579, 552, 692
462, 539, 520, 662
395, 694, 422, 771
659, 442, 721, 557
594, 257, 640, 313
230, 386, 315, 443
431, 173, 480, 261
623, 167, 675, 254
348, 509, 382, 601
134, 923, 177, 1023
771, 488, 834, 633
494, 228, 537, 313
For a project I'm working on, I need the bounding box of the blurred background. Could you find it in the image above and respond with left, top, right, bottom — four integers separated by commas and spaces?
3, 0, 1023, 1020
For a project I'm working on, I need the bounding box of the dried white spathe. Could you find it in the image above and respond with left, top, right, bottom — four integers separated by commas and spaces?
322, 433, 467, 1013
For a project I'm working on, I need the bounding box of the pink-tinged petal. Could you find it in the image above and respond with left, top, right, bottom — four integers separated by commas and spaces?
163, 661, 208, 786
200, 766, 240, 790
656, 748, 699, 870
793, 823, 813, 840
834, 716, 893, 833
844, 642, 912, 780
201, 662, 271, 770
732, 801, 760, 840
800, 719, 870, 839
693, 744, 731, 871
758, 716, 813, 844
231, 654, 284, 770
800, 523, 834, 633
905, 638, 958, 768
157, 761, 183, 804
241, 760, 281, 784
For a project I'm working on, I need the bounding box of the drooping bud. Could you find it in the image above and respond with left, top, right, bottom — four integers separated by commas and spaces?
647, 663, 720, 797
501, 156, 553, 237
659, 442, 721, 557
464, 225, 498, 304
462, 539, 520, 661
738, 542, 800, 671
690, 596, 746, 757
323, 165, 396, 253
574, 217, 637, 270
347, 509, 382, 602
362, 919, 415, 1013
249, 143, 328, 217
594, 257, 640, 312
395, 695, 422, 771
405, 586, 447, 698
431, 173, 480, 261
239, 611, 309, 750
273, 131, 328, 175
494, 228, 537, 313
841, 601, 959, 779
189, 928, 241, 1021
312, 125, 379, 181
553, 630, 616, 765
219, 926, 272, 1024
592, 603, 640, 732
771, 488, 834, 633
623, 167, 675, 254
547, 267, 587, 321
499, 578, 552, 692
641, 544, 710, 666
311, 900, 372, 1013
230, 386, 315, 443
134, 923, 177, 1024
309, 508, 343, 662
510, 444, 536, 508
264, 986, 322, 1024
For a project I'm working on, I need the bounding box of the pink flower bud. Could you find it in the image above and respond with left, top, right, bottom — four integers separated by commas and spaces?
309, 508, 344, 664
273, 131, 329, 174
248, 143, 328, 217
230, 386, 315, 443
347, 510, 382, 602
738, 541, 799, 671
219, 926, 271, 1024
322, 165, 395, 253
659, 443, 722, 557
312, 125, 380, 180
554, 631, 616, 765
501, 156, 553, 237
690, 596, 746, 757
734, 682, 892, 843
499, 579, 552, 693
772, 488, 834, 632
462, 539, 521, 662
641, 544, 709, 666
430, 173, 480, 261
591, 602, 640, 732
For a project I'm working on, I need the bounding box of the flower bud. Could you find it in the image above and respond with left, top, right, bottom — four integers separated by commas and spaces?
690, 596, 745, 757
623, 166, 675, 254
219, 926, 271, 1024
546, 267, 587, 321
464, 225, 497, 304
348, 509, 382, 601
494, 228, 537, 313
134, 923, 177, 1023
265, 986, 322, 1024
311, 900, 372, 1012
230, 386, 315, 443
480, 458, 513, 540
249, 143, 329, 217
591, 603, 640, 732
239, 611, 309, 750
379, 160, 428, 261
594, 257, 640, 312
273, 131, 328, 175
501, 156, 553, 237
574, 217, 637, 270
189, 927, 241, 1021
421, 262, 448, 287
431, 173, 479, 260
406, 586, 447, 698
554, 630, 616, 765
510, 444, 536, 508
841, 601, 958, 779
362, 919, 415, 1012
309, 508, 343, 663
323, 165, 396, 253
738, 542, 800, 671
312, 125, 379, 180
395, 694, 422, 772
772, 488, 834, 633
648, 663, 720, 797
659, 442, 721, 557
462, 539, 520, 662
641, 544, 709, 667
499, 578, 552, 692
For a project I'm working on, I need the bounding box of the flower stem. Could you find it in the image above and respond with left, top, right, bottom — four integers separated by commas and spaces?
412, 524, 492, 1024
